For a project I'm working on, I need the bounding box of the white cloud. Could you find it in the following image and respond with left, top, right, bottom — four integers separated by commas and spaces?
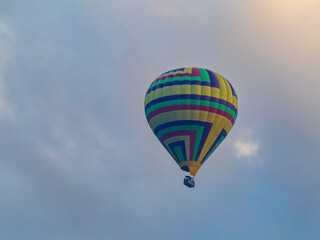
235, 140, 259, 158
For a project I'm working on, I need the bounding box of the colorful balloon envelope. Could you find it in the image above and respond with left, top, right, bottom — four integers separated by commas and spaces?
144, 67, 238, 178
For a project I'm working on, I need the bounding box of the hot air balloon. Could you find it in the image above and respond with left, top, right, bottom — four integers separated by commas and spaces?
144, 67, 238, 187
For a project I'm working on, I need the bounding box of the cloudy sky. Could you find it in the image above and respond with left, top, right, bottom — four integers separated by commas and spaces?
0, 0, 319, 239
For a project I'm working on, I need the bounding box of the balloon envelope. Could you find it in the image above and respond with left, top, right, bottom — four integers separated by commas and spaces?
144, 67, 238, 176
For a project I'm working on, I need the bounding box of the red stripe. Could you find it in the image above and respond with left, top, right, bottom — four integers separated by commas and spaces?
160, 130, 197, 161
147, 105, 235, 125
191, 67, 201, 77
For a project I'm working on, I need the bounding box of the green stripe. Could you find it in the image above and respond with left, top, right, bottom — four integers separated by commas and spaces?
174, 145, 186, 162
199, 68, 210, 81
146, 99, 237, 120
150, 75, 209, 88
156, 125, 204, 161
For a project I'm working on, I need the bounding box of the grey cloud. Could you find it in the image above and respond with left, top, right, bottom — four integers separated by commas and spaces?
0, 0, 319, 239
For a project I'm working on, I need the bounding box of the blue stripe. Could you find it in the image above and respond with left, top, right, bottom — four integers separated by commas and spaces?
169, 141, 187, 162
205, 69, 220, 88
145, 94, 238, 115
146, 80, 212, 94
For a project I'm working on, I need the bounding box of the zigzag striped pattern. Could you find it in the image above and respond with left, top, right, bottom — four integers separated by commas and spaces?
144, 67, 238, 176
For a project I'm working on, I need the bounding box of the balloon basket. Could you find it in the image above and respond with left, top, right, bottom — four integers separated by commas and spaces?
184, 176, 195, 188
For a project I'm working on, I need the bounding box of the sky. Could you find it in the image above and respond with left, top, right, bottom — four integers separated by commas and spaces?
0, 0, 319, 239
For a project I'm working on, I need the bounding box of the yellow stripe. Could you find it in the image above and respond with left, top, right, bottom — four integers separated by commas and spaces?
221, 76, 233, 139
197, 124, 225, 163
145, 86, 221, 105
179, 84, 191, 120
223, 77, 233, 104
208, 76, 226, 160
178, 161, 202, 176
154, 82, 164, 104
145, 70, 238, 112
149, 111, 233, 134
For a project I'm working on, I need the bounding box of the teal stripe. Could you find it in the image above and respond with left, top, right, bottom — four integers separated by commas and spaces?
145, 99, 237, 121
150, 75, 209, 89
174, 146, 186, 162
199, 68, 210, 81
156, 125, 204, 161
